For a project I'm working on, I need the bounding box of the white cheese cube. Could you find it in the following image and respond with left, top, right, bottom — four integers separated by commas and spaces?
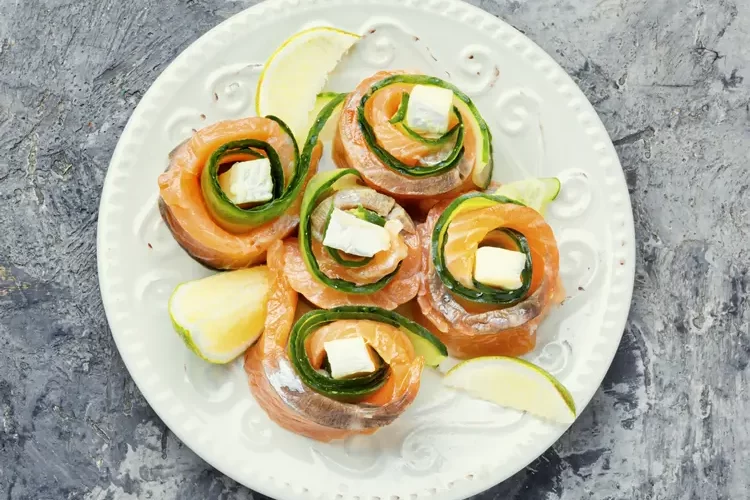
218, 158, 274, 206
405, 84, 454, 135
324, 337, 378, 379
323, 208, 391, 258
474, 246, 527, 290
384, 219, 404, 236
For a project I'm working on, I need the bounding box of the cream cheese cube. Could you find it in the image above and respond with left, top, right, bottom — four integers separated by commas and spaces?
322, 208, 391, 258
405, 84, 454, 135
384, 219, 404, 237
474, 246, 527, 290
324, 337, 378, 379
218, 158, 274, 206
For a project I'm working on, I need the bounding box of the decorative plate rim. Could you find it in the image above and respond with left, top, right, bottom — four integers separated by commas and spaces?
96, 0, 635, 498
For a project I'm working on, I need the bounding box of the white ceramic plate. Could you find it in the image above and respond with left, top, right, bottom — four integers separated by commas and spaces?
96, 0, 635, 498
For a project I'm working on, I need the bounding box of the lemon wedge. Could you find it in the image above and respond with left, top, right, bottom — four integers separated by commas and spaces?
255, 27, 359, 141
443, 356, 576, 424
493, 177, 561, 215
168, 267, 270, 364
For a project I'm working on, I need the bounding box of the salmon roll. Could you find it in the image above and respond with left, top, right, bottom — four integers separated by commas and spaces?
416, 193, 563, 359
158, 115, 319, 270
282, 168, 422, 310
245, 240, 444, 442
333, 70, 493, 202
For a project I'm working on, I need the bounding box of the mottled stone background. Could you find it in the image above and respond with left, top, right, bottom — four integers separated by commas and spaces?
0, 0, 748, 498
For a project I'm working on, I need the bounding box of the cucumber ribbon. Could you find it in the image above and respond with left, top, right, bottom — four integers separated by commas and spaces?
200, 116, 302, 233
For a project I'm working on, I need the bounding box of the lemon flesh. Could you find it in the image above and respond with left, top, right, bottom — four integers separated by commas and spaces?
168, 267, 270, 364
444, 356, 576, 424
494, 177, 561, 215
255, 27, 359, 142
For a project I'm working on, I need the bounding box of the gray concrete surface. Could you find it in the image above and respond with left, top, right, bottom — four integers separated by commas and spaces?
1, 0, 748, 498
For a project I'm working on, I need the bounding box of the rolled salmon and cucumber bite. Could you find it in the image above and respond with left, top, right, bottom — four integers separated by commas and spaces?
158, 116, 319, 270
281, 167, 423, 310
416, 192, 564, 360
244, 240, 447, 442
333, 70, 493, 201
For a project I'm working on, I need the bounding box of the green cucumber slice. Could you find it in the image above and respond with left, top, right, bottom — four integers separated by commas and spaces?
348, 205, 386, 226
299, 94, 402, 287
310, 92, 348, 142
541, 177, 562, 199
389, 92, 410, 124
402, 328, 448, 368
289, 307, 389, 400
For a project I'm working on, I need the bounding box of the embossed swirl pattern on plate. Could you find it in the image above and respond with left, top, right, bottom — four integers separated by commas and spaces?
133, 270, 182, 310
206, 63, 263, 117
492, 88, 546, 179
132, 193, 181, 257
451, 44, 499, 96
548, 169, 593, 219
313, 434, 386, 476
183, 353, 242, 408
557, 228, 602, 295
238, 402, 276, 451
400, 403, 527, 475
351, 18, 445, 77
529, 339, 574, 378
165, 108, 204, 145
494, 88, 544, 136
